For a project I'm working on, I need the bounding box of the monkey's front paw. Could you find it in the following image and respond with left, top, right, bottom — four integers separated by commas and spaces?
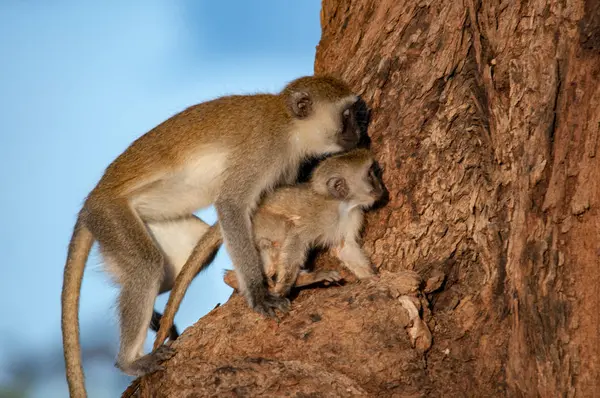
140, 345, 176, 374
251, 293, 291, 319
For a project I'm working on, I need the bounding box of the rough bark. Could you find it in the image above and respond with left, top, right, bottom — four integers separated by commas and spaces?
132, 0, 600, 396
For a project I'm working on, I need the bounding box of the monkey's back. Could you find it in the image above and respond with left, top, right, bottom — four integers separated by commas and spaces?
253, 185, 340, 246
93, 93, 294, 196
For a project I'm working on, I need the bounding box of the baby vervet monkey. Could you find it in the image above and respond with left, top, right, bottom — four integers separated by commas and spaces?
154, 148, 384, 347
61, 75, 363, 397
226, 148, 384, 296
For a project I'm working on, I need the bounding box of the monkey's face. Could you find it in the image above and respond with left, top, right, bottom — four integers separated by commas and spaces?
318, 153, 386, 209
289, 92, 360, 155
349, 160, 385, 208
283, 76, 362, 155
336, 99, 362, 151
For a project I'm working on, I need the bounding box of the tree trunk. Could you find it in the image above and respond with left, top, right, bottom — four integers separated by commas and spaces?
133, 0, 600, 396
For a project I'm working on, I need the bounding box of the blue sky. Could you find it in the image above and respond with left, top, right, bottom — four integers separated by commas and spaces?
0, 1, 321, 396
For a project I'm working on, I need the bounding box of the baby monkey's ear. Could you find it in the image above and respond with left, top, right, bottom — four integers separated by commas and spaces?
287, 91, 312, 118
327, 176, 349, 200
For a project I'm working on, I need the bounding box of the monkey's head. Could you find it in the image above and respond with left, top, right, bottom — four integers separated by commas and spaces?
281, 75, 361, 155
311, 148, 385, 208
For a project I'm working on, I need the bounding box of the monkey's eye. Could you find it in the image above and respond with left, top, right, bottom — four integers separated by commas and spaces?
343, 109, 350, 118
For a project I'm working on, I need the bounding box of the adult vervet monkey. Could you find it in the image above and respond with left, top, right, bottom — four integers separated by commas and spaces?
153, 148, 384, 347
61, 75, 362, 397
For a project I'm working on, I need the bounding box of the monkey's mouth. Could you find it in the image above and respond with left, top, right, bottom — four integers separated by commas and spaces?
370, 192, 383, 200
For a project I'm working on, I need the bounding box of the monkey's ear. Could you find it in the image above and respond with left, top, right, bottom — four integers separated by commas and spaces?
288, 91, 312, 118
327, 177, 349, 200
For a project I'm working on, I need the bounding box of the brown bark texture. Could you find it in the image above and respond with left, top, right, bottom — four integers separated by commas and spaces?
133, 0, 600, 396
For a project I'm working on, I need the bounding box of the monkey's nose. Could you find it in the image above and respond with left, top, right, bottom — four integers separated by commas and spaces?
339, 133, 359, 150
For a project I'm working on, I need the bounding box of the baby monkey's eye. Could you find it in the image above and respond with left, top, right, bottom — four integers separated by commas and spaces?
343, 109, 350, 118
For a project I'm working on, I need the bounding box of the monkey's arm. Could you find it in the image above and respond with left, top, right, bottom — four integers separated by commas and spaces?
216, 170, 290, 317
153, 224, 223, 349
272, 234, 307, 298
257, 239, 280, 287
334, 232, 376, 280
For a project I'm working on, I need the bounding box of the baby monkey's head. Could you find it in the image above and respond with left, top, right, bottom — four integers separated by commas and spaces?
311, 148, 385, 208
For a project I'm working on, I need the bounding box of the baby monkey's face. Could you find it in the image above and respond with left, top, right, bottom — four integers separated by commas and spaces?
346, 160, 385, 208
311, 148, 386, 209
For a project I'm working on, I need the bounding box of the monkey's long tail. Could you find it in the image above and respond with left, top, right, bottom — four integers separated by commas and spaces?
153, 223, 223, 349
61, 216, 94, 398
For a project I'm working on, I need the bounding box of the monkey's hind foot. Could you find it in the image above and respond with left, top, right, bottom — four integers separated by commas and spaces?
300, 270, 343, 287
251, 290, 291, 319
320, 270, 343, 283
116, 345, 176, 377
223, 270, 239, 291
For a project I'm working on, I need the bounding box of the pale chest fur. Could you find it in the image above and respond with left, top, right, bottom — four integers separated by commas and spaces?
320, 202, 363, 246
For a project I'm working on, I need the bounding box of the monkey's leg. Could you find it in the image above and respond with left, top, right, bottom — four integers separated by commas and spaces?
272, 236, 307, 298
257, 239, 281, 288
150, 310, 179, 341
334, 237, 375, 279
85, 200, 175, 377
224, 267, 340, 292
295, 270, 343, 288
254, 210, 291, 287
216, 197, 290, 317
223, 244, 277, 291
